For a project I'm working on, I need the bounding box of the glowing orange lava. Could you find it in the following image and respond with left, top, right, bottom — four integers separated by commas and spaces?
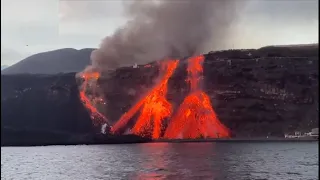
164, 55, 230, 139
79, 72, 109, 126
111, 60, 179, 139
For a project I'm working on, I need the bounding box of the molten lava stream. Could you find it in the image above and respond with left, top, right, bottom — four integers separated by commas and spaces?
111, 60, 179, 139
79, 72, 109, 126
131, 85, 172, 138
164, 55, 230, 139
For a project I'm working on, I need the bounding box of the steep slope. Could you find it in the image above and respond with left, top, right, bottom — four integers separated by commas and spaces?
1, 73, 93, 133
100, 47, 318, 137
1, 73, 150, 146
1, 45, 318, 145
1, 48, 94, 75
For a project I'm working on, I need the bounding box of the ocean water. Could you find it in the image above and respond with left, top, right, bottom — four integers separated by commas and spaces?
1, 142, 318, 180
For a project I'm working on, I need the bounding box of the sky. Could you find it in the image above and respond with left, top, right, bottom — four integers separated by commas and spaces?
1, 0, 318, 66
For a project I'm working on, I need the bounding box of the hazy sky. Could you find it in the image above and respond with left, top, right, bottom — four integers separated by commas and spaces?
1, 0, 318, 65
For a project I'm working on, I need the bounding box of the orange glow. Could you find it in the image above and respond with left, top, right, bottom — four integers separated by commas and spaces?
111, 60, 179, 139
79, 72, 109, 126
164, 55, 230, 139
187, 55, 204, 91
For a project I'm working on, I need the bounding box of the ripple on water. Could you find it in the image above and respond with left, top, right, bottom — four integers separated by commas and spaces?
1, 142, 318, 180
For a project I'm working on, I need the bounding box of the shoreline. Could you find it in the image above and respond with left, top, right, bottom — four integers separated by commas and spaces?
153, 137, 318, 143
1, 137, 318, 147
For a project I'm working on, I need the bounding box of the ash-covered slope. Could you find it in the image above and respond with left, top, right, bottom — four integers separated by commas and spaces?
1, 45, 318, 145
1, 48, 94, 75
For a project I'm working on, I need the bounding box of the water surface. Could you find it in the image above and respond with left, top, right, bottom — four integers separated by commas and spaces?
1, 142, 318, 180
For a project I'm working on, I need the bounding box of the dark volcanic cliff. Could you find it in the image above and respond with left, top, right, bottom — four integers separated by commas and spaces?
1, 45, 318, 145
203, 48, 318, 137
1, 73, 92, 145
1, 73, 150, 146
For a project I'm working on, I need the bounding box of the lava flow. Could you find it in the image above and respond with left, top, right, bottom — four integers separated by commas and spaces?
79, 72, 109, 127
111, 60, 179, 139
164, 55, 230, 139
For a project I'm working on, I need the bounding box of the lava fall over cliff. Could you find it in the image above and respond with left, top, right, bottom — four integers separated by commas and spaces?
79, 72, 109, 127
164, 55, 230, 139
79, 55, 230, 139
111, 60, 179, 139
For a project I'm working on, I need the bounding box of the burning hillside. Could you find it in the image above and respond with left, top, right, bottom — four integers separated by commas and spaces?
164, 55, 230, 139
1, 45, 318, 145
79, 55, 230, 139
111, 59, 179, 139
77, 0, 242, 139
79, 72, 108, 127
75, 46, 318, 140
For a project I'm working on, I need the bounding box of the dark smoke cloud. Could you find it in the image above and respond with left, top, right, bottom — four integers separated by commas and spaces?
87, 0, 243, 72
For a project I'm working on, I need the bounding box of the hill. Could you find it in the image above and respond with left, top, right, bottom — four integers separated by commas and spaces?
1, 44, 318, 75
1, 45, 318, 145
1, 48, 94, 75
1, 65, 9, 70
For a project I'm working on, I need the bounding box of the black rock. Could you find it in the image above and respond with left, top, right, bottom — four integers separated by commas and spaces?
1, 45, 318, 146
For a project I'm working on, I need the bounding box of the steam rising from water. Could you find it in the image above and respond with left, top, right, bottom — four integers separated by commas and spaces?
85, 0, 242, 72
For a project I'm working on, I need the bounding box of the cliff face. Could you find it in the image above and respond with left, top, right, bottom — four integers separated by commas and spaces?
1, 73, 151, 146
1, 73, 92, 133
99, 47, 318, 137
1, 73, 94, 145
202, 55, 318, 137
1, 46, 318, 145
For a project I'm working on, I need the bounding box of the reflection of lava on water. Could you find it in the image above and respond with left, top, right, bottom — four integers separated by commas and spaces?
79, 55, 230, 139
111, 60, 179, 139
132, 143, 169, 180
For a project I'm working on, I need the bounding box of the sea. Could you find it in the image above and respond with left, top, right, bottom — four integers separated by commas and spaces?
1, 142, 318, 180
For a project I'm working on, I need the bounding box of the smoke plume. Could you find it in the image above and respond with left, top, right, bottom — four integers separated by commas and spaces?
87, 0, 241, 72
